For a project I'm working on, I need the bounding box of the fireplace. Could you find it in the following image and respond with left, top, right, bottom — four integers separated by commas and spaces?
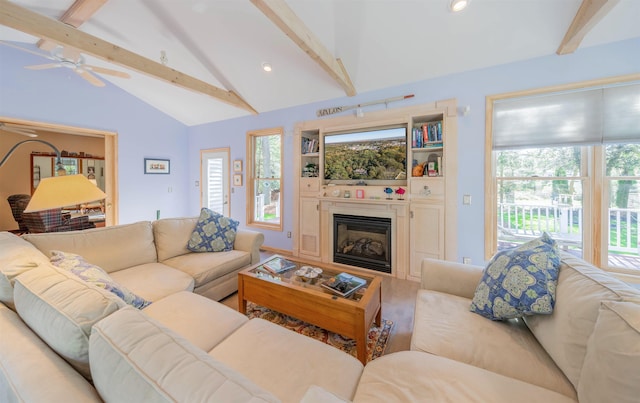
333, 214, 392, 273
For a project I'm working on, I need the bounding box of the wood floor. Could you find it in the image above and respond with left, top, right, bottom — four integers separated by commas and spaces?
221, 252, 421, 355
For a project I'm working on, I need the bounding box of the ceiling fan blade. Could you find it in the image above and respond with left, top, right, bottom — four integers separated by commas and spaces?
0, 123, 38, 137
85, 65, 131, 78
0, 40, 54, 60
77, 69, 105, 87
25, 63, 62, 70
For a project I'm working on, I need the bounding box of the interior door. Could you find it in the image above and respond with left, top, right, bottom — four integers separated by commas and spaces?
201, 149, 230, 217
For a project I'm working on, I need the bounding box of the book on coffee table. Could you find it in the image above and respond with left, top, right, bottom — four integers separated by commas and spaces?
262, 257, 296, 274
321, 273, 367, 297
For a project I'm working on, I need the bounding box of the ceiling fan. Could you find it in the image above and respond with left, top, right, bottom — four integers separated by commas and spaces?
1, 41, 130, 87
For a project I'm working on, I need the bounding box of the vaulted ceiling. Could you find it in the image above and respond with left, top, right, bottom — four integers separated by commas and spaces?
1, 0, 639, 126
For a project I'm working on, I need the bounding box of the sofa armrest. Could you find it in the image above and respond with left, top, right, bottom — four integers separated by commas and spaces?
234, 229, 265, 265
421, 258, 484, 299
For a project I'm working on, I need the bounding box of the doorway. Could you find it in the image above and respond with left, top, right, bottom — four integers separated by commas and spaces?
200, 148, 230, 217
0, 117, 118, 227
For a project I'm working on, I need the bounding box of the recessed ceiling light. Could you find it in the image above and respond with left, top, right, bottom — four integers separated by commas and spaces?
449, 0, 470, 12
262, 62, 272, 72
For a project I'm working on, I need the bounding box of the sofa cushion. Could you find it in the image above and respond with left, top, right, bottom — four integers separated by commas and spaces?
152, 216, 199, 261
524, 253, 640, 390
353, 351, 577, 403
142, 291, 248, 352
411, 289, 576, 398
0, 303, 102, 403
13, 264, 125, 379
108, 262, 195, 302
577, 299, 640, 403
22, 221, 158, 273
188, 208, 239, 253
90, 307, 280, 403
210, 318, 364, 403
163, 250, 251, 288
50, 250, 151, 309
301, 385, 349, 403
0, 232, 49, 310
470, 233, 560, 320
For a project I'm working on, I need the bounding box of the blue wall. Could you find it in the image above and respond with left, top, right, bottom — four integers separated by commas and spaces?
188, 38, 640, 264
2, 38, 638, 264
0, 43, 190, 223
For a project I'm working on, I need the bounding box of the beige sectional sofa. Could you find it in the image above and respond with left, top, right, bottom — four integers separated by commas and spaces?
354, 254, 640, 402
2, 221, 639, 402
20, 217, 263, 302
0, 223, 365, 403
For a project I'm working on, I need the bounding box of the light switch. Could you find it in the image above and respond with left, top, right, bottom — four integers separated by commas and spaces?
463, 194, 471, 205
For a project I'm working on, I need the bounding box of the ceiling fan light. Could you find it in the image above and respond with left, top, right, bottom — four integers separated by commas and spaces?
262, 62, 272, 72
449, 0, 470, 12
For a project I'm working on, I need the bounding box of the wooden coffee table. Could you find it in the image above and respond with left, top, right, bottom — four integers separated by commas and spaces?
238, 255, 382, 364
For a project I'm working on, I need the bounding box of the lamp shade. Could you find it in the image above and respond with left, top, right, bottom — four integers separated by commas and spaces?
24, 174, 107, 213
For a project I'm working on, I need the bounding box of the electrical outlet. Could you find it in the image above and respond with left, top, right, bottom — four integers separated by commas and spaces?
195, 180, 199, 186
287, 231, 292, 238
168, 186, 173, 193
463, 257, 471, 264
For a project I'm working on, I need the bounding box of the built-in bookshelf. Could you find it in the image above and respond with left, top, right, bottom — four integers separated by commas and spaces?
300, 130, 320, 178
410, 118, 444, 178
293, 99, 458, 281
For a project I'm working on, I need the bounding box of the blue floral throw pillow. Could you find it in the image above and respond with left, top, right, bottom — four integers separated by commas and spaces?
187, 208, 239, 253
50, 250, 151, 309
470, 233, 560, 320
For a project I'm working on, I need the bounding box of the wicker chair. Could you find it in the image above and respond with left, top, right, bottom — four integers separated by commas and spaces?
7, 194, 31, 233
22, 208, 95, 233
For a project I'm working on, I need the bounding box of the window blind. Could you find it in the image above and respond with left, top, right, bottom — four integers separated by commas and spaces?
206, 158, 224, 214
492, 82, 640, 150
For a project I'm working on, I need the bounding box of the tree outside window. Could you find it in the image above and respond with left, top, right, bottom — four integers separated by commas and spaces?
247, 127, 283, 231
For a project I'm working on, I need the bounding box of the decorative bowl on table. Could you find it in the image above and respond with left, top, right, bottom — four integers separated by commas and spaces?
295, 266, 323, 282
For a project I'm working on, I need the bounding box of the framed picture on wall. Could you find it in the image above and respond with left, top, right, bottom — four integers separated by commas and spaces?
233, 174, 242, 186
233, 160, 243, 172
144, 158, 170, 174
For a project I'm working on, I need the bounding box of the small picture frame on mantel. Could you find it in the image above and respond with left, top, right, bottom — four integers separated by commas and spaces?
144, 158, 170, 174
233, 174, 242, 186
233, 160, 243, 172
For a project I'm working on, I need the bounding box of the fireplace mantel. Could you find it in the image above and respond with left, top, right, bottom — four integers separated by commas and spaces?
319, 199, 409, 279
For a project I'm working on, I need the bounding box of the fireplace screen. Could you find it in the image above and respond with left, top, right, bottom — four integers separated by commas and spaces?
333, 214, 391, 273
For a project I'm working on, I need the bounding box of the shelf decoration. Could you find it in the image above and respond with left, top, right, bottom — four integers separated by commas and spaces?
395, 187, 406, 200
316, 94, 414, 117
384, 187, 394, 200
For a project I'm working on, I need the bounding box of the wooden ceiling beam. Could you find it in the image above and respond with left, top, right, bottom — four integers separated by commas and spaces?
557, 0, 620, 55
0, 0, 257, 114
251, 0, 356, 97
37, 0, 108, 51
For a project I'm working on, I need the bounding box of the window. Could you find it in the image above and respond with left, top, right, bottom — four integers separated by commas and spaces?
486, 76, 640, 272
247, 127, 283, 230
